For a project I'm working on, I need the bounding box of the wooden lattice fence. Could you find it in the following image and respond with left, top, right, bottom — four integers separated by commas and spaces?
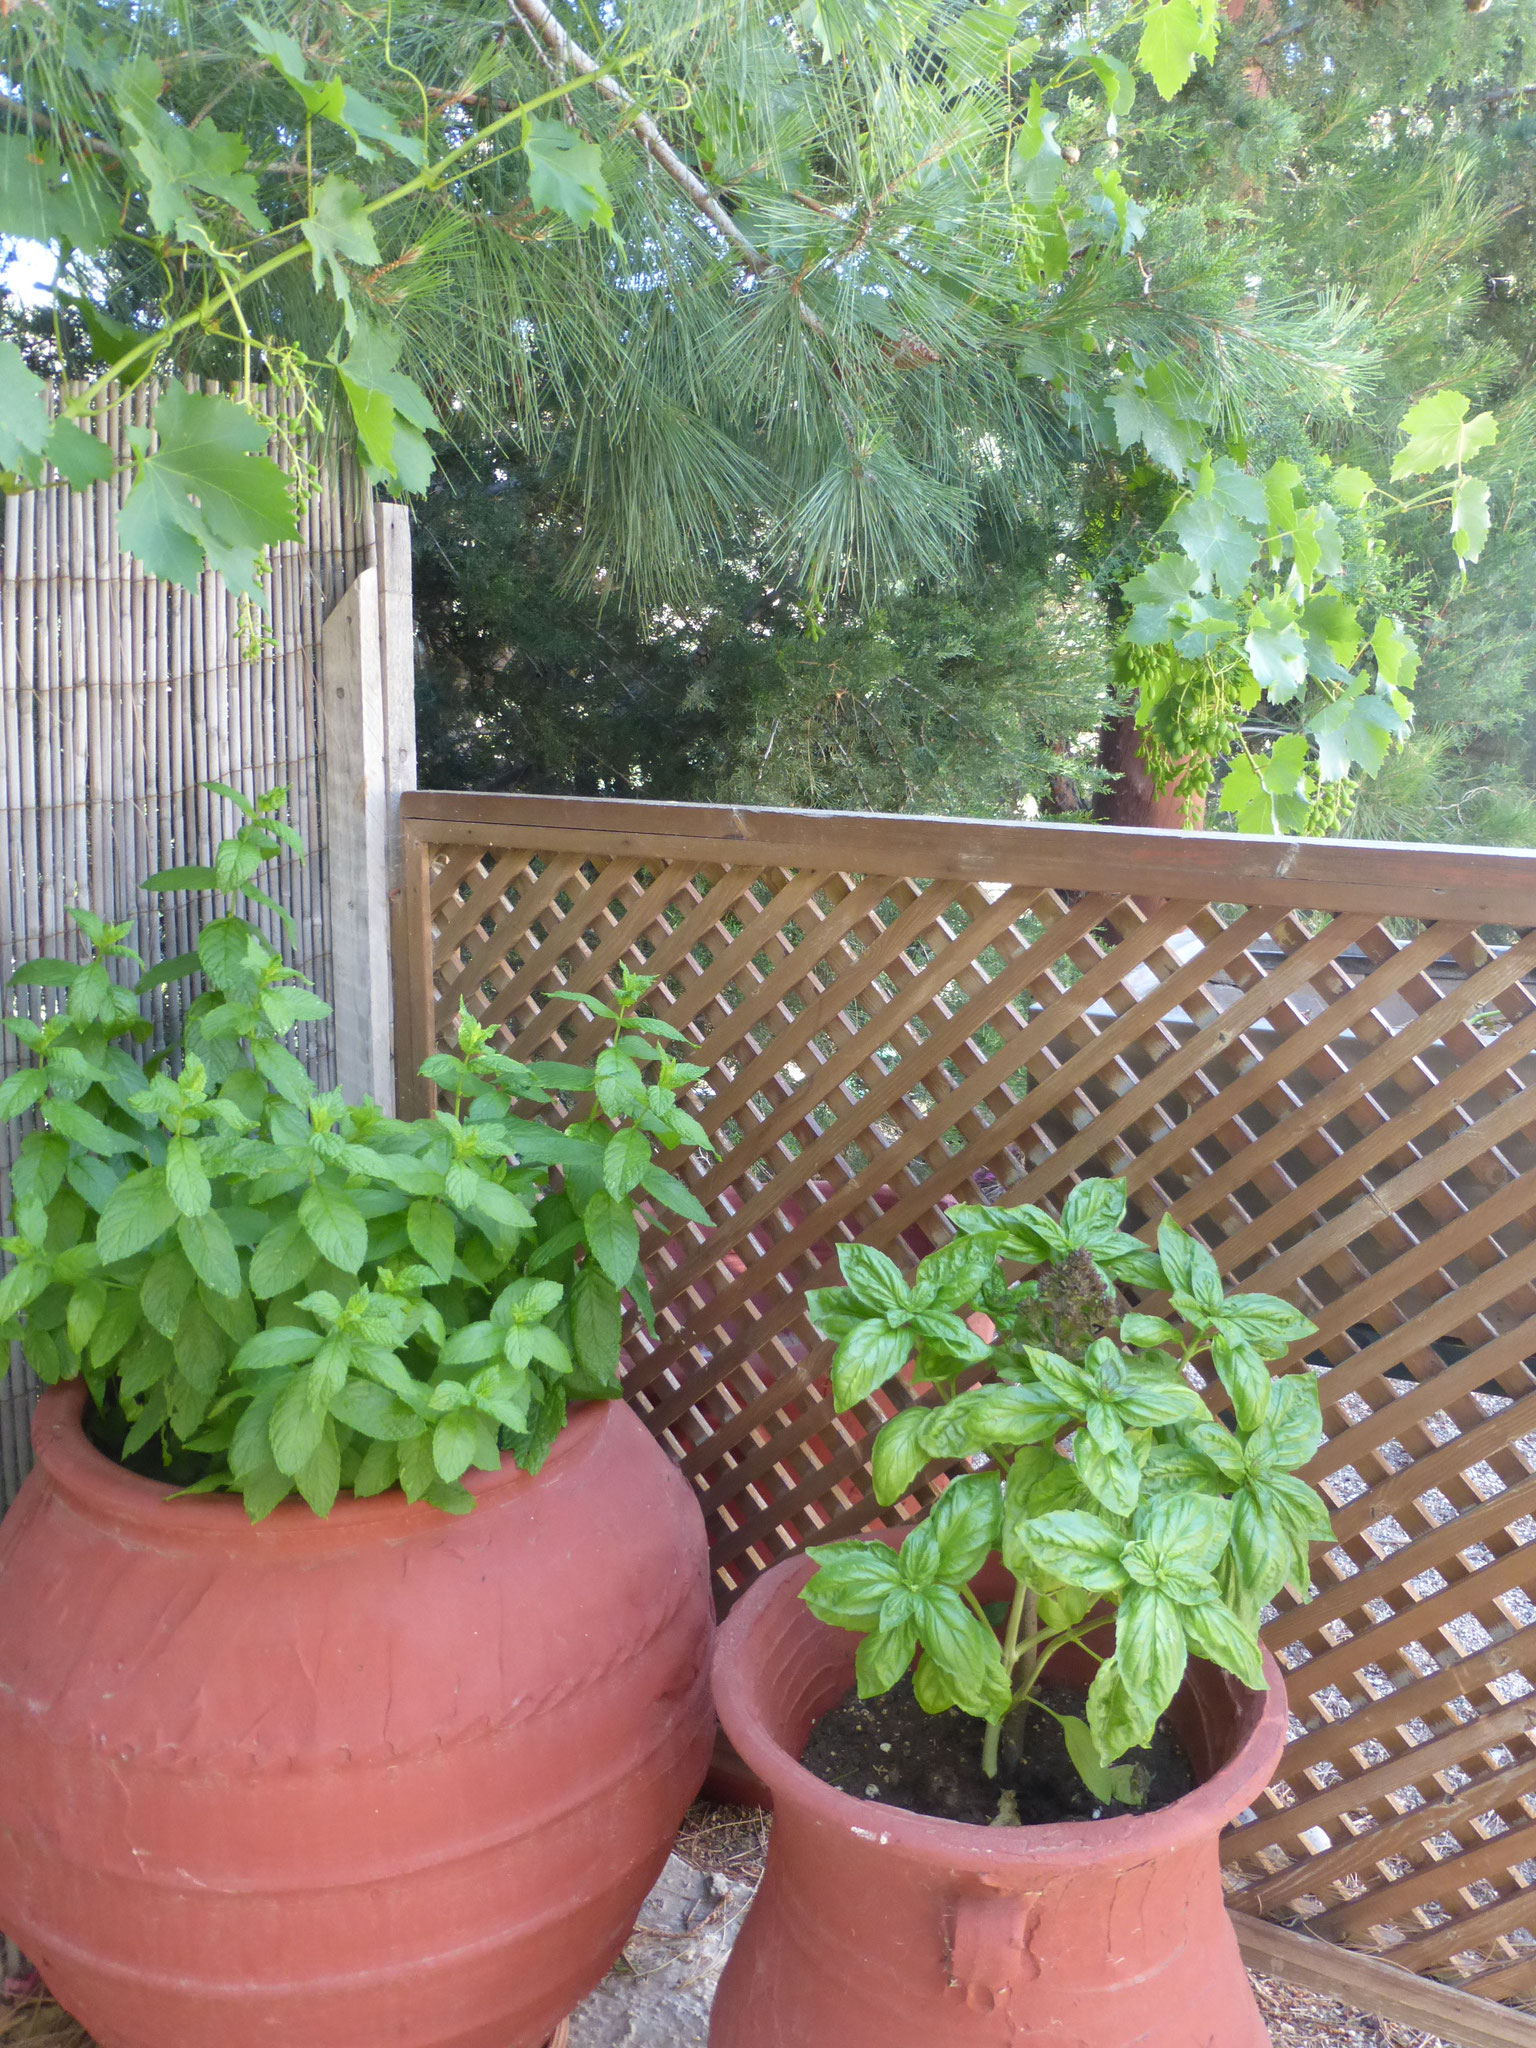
396, 790, 1536, 2016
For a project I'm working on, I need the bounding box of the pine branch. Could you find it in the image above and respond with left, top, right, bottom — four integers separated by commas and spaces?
505, 0, 769, 275
503, 0, 830, 341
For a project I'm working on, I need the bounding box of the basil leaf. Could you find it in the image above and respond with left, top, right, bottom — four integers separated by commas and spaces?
829, 1320, 913, 1408
1014, 1508, 1129, 1593
1116, 1585, 1187, 1725
855, 1617, 918, 1697
1210, 1330, 1272, 1432
1254, 1372, 1325, 1470
1213, 1291, 1316, 1358
870, 1405, 934, 1506
1087, 1655, 1154, 1764
837, 1242, 910, 1314
800, 1540, 903, 1631
911, 1585, 1011, 1721
1180, 1596, 1265, 1692
927, 1471, 1002, 1583
1062, 1178, 1127, 1243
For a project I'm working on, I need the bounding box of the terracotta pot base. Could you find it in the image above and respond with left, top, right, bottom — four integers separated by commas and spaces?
0, 1389, 715, 2048
709, 1551, 1288, 2048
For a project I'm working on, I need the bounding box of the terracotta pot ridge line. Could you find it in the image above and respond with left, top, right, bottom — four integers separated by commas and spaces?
34, 1569, 709, 1776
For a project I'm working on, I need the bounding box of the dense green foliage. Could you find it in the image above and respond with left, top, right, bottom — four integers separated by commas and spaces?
1139, 0, 1536, 840
4, 0, 1531, 837
414, 459, 1119, 815
0, 792, 713, 1519
800, 1178, 1328, 1796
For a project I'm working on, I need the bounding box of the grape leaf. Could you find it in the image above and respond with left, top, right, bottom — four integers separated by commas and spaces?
115, 57, 268, 247
1016, 83, 1064, 204
1391, 389, 1497, 479
0, 341, 52, 486
335, 319, 440, 493
241, 19, 424, 164
1082, 46, 1136, 127
118, 385, 299, 600
0, 135, 116, 252
1109, 385, 1203, 479
523, 118, 615, 236
1330, 465, 1375, 510
1217, 734, 1312, 837
45, 420, 116, 489
1167, 494, 1260, 598
1203, 455, 1268, 528
301, 175, 381, 303
1137, 0, 1218, 102
1245, 599, 1307, 700
1371, 615, 1421, 694
940, 5, 1036, 88
1310, 683, 1409, 783
1451, 475, 1491, 565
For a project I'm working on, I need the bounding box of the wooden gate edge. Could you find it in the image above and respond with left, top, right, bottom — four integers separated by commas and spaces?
1231, 1914, 1536, 2048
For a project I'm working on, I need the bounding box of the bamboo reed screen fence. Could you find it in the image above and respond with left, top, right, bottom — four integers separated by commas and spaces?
0, 380, 409, 1510
395, 789, 1536, 2017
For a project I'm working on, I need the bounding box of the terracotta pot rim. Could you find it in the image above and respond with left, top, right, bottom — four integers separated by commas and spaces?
714, 1550, 1290, 1871
30, 1382, 617, 1554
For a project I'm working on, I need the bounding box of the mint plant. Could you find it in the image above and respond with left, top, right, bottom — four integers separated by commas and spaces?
800, 1181, 1329, 1798
0, 786, 710, 1519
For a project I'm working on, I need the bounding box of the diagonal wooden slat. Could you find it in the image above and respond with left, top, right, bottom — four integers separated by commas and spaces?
397, 794, 1536, 2013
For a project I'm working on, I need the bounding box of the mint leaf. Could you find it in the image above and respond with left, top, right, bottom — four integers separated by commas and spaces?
583, 1187, 641, 1290
299, 1182, 368, 1271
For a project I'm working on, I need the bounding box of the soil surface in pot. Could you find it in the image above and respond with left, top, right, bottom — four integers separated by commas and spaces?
800, 1678, 1194, 1826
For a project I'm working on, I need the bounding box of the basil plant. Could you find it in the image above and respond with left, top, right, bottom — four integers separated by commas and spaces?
0, 785, 712, 1520
801, 1180, 1330, 1798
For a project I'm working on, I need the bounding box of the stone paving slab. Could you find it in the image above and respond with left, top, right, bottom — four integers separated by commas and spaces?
566, 1855, 753, 2048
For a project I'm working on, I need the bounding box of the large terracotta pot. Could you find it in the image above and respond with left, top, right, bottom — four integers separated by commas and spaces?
710, 1550, 1288, 2048
0, 1386, 715, 2048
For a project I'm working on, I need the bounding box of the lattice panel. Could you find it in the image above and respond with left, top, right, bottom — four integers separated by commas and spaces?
396, 796, 1536, 2007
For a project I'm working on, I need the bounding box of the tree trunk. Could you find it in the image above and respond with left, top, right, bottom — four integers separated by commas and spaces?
1095, 713, 1204, 830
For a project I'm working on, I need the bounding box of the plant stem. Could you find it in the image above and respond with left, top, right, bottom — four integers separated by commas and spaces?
981, 1576, 1033, 1779
67, 63, 624, 412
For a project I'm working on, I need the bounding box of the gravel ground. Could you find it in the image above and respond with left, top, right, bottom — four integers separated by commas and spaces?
0, 1804, 1467, 2048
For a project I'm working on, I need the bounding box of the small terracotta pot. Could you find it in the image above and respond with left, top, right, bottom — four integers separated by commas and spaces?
709, 1550, 1288, 2048
0, 1386, 715, 2048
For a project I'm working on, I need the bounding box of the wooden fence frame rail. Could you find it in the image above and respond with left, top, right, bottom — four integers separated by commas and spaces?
395, 791, 1536, 2027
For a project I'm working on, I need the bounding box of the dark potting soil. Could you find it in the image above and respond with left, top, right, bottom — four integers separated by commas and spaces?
800, 1677, 1195, 1828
